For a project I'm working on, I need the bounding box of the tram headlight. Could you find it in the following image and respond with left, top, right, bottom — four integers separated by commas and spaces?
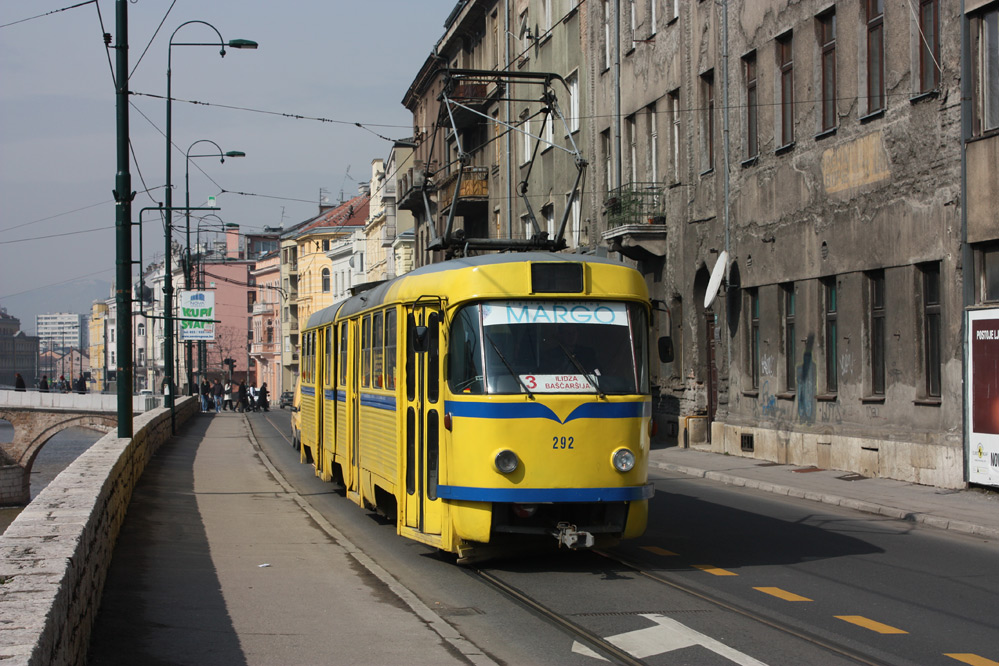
612, 448, 636, 473
494, 449, 519, 474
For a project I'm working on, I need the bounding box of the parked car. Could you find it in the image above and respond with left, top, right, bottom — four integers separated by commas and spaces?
279, 391, 294, 409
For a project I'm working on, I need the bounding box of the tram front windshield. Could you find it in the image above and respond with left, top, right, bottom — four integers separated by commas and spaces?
448, 300, 649, 395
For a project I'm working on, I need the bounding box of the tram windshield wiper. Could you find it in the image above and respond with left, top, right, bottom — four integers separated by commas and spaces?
554, 340, 606, 399
484, 331, 535, 400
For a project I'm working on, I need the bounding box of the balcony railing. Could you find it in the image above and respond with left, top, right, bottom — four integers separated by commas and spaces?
603, 182, 666, 228
438, 166, 489, 212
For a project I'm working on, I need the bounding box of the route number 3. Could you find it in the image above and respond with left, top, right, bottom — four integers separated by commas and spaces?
553, 436, 574, 449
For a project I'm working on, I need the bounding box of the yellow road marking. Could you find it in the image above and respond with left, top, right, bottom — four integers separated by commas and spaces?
641, 546, 678, 556
691, 564, 738, 576
754, 587, 812, 602
945, 654, 999, 666
835, 615, 907, 634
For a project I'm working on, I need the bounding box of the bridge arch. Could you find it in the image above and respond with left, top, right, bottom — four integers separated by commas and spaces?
0, 408, 117, 505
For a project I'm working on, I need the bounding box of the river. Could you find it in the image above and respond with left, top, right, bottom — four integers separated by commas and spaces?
0, 421, 103, 533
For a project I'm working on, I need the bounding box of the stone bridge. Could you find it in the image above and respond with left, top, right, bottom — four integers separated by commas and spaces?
0, 389, 160, 505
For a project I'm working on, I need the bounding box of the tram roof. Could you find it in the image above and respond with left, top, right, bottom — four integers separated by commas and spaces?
305, 252, 639, 328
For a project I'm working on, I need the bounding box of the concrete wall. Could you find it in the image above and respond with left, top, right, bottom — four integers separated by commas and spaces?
0, 397, 197, 666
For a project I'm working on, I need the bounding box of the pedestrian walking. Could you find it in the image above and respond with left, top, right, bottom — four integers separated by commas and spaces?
212, 378, 223, 414
200, 379, 211, 413
223, 380, 233, 411
14, 373, 25, 391
258, 382, 270, 412
248, 384, 258, 412
39, 376, 49, 392
237, 380, 248, 413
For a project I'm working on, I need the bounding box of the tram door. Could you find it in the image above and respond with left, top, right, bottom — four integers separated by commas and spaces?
346, 318, 361, 498
402, 305, 442, 536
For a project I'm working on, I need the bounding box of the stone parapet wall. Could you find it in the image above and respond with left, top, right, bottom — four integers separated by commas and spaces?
0, 398, 196, 666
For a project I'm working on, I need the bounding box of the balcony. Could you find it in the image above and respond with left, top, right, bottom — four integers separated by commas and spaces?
397, 165, 425, 212
438, 166, 489, 214
252, 302, 277, 316
602, 182, 668, 260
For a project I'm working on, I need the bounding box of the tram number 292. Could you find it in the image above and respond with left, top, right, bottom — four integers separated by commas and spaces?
553, 436, 575, 450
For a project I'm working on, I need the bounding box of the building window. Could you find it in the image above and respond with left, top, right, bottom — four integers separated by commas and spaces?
973, 7, 999, 135
566, 191, 581, 247
782, 282, 796, 392
668, 89, 681, 183
321, 268, 330, 293
700, 70, 715, 172
567, 71, 580, 133
778, 31, 794, 147
744, 52, 758, 158
646, 103, 659, 184
918, 0, 940, 93
818, 10, 837, 131
921, 262, 942, 398
137, 323, 145, 337
982, 244, 999, 302
868, 270, 886, 396
604, 0, 612, 70
521, 213, 533, 240
667, 0, 679, 23
602, 129, 613, 193
522, 111, 532, 165
866, 0, 885, 114
649, 0, 657, 35
747, 288, 760, 389
823, 278, 838, 393
629, 0, 637, 45
626, 113, 638, 182
542, 203, 555, 238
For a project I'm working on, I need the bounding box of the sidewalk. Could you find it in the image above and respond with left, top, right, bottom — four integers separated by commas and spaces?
88, 411, 489, 666
648, 446, 999, 541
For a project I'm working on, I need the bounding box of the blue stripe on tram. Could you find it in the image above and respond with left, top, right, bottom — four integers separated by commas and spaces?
444, 400, 649, 424
301, 386, 316, 397
435, 484, 655, 503
360, 393, 396, 411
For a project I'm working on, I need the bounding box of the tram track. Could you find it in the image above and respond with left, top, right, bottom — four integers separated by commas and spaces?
471, 549, 888, 666
591, 549, 889, 666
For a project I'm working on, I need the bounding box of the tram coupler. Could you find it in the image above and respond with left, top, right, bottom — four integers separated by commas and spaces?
553, 522, 595, 549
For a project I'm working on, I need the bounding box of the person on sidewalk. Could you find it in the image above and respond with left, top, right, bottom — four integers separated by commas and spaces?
212, 378, 223, 414
39, 375, 49, 392
237, 380, 248, 413
223, 380, 233, 411
14, 373, 25, 391
200, 379, 211, 413
258, 382, 269, 412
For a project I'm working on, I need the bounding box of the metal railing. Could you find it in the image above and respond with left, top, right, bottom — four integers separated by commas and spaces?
604, 182, 666, 228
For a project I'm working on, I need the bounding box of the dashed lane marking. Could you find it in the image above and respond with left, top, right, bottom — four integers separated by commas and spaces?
753, 587, 812, 602
835, 615, 908, 634
691, 564, 738, 576
641, 546, 678, 556
944, 654, 999, 666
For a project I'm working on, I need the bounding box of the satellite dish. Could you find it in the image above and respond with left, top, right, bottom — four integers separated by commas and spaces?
703, 250, 729, 309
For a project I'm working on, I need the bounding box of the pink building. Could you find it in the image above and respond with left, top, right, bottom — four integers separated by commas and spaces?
249, 250, 282, 395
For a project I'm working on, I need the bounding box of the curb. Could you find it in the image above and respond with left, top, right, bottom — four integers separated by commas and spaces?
651, 460, 999, 541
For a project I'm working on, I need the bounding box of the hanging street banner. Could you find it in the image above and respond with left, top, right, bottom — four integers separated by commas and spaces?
968, 308, 999, 488
178, 290, 216, 342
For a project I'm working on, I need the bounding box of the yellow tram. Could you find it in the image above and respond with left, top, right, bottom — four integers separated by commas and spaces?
295, 253, 663, 561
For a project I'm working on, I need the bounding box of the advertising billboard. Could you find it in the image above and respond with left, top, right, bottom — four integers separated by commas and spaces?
178, 290, 216, 342
968, 309, 999, 487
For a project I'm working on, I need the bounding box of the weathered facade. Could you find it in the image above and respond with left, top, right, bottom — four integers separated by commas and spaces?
588, 0, 969, 487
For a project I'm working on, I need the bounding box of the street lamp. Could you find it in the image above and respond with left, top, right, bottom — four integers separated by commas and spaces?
163, 20, 256, 419
184, 139, 244, 394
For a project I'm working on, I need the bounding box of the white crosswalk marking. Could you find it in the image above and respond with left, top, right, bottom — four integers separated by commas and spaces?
572, 613, 769, 665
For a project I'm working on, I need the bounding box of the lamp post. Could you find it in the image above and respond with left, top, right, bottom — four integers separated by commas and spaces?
164, 20, 256, 421
184, 139, 244, 394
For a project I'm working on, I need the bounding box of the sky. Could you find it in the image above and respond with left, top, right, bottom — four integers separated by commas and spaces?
0, 0, 458, 332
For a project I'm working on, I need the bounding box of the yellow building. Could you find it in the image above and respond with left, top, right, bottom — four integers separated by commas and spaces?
294, 194, 370, 328
89, 301, 108, 391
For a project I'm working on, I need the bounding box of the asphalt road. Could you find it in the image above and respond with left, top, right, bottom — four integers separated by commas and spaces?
92, 410, 999, 665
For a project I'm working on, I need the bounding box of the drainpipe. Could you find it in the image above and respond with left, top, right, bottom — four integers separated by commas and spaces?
614, 0, 622, 190
721, 0, 732, 375
960, 0, 972, 482
505, 0, 513, 239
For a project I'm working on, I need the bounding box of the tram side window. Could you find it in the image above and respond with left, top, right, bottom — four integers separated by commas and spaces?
406, 313, 416, 401
361, 315, 372, 388
448, 305, 484, 394
303, 332, 311, 383
373, 311, 384, 388
338, 323, 348, 387
428, 312, 440, 403
385, 309, 397, 390
324, 325, 333, 386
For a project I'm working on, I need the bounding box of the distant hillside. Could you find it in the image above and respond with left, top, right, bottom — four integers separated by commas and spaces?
0, 279, 113, 335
